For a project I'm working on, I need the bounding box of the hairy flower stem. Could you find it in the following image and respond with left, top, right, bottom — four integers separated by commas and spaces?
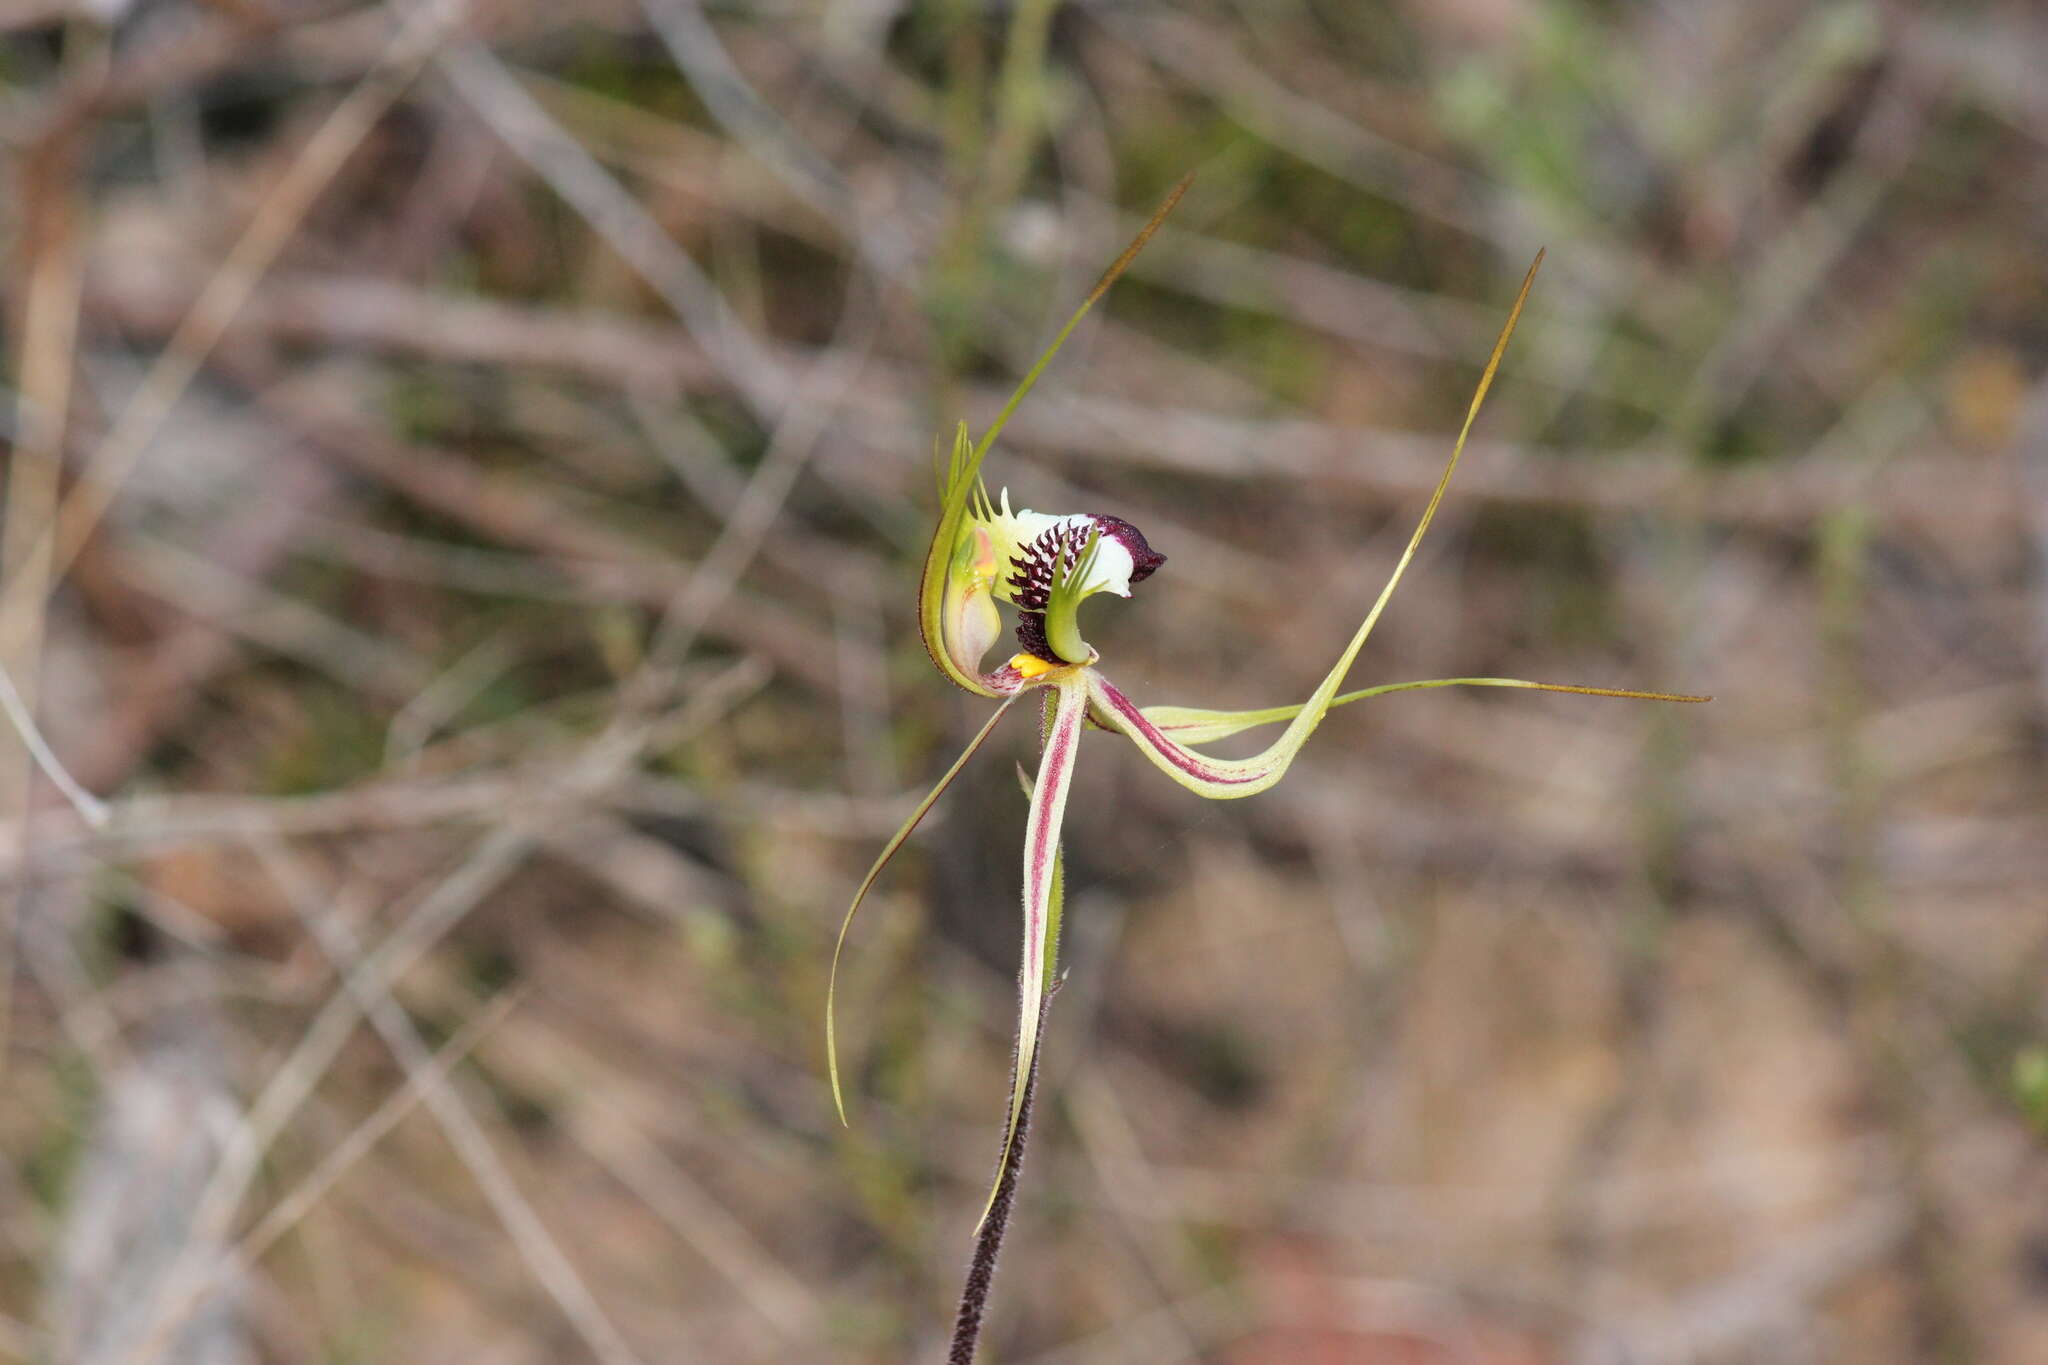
947, 1036, 1042, 1365
950, 686, 1073, 1363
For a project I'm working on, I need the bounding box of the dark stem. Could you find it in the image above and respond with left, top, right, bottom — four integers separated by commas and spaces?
946, 1021, 1045, 1364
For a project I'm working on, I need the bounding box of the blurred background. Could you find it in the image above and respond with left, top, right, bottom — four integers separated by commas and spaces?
4, 1, 2048, 1361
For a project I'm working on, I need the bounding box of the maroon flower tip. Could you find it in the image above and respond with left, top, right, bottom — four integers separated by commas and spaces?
1091, 515, 1165, 586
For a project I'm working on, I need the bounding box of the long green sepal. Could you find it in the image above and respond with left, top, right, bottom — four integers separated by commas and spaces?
978, 674, 1087, 1230
1141, 676, 1712, 746
969, 175, 1191, 465
1086, 252, 1548, 799
828, 694, 1021, 1124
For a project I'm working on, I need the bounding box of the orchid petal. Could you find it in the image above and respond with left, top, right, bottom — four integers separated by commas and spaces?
1142, 677, 1711, 747
828, 694, 1022, 1124
1086, 252, 1550, 799
980, 674, 1087, 1228
920, 422, 1009, 697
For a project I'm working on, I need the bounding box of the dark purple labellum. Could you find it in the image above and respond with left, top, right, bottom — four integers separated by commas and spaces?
1005, 515, 1166, 612
1013, 611, 1061, 664
1090, 515, 1166, 585
1006, 524, 1089, 613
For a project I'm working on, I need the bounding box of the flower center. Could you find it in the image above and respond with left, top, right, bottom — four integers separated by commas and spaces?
1005, 524, 1088, 613
1002, 515, 1166, 665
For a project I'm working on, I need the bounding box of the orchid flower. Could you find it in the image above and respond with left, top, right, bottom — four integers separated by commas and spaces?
828, 181, 1707, 1228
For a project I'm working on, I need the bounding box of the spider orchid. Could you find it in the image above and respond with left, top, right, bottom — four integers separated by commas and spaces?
828, 181, 1707, 1224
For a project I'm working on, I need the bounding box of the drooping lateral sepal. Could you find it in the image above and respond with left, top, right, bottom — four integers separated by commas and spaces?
827, 693, 1023, 1124
979, 673, 1087, 1228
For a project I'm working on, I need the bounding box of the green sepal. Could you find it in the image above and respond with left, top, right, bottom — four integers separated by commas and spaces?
1141, 677, 1711, 747
977, 674, 1086, 1230
1084, 253, 1550, 801
827, 694, 1023, 1123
